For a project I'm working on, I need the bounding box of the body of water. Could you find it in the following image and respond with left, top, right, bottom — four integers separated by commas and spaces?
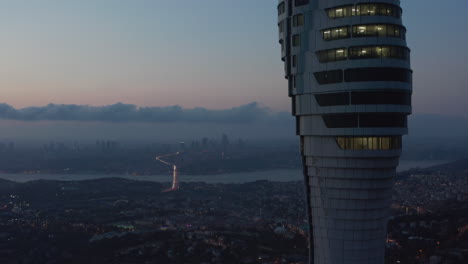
0, 160, 450, 184
0, 170, 303, 184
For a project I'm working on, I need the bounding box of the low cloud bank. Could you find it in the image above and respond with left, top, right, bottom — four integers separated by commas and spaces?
0, 102, 292, 124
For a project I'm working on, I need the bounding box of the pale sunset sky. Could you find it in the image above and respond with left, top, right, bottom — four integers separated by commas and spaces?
0, 0, 467, 117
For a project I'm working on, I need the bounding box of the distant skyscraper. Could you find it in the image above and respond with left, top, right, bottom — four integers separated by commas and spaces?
179, 142, 186, 152
277, 1, 412, 263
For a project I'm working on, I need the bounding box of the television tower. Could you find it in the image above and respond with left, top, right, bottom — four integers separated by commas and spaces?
277, 1, 412, 263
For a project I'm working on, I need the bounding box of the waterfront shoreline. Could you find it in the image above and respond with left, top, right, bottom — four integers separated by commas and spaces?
0, 160, 451, 184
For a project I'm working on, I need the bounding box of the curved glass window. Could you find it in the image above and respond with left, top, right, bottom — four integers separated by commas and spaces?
317, 46, 409, 63
317, 48, 347, 63
327, 3, 402, 19
315, 68, 412, 84
315, 91, 411, 106
349, 46, 410, 60
353, 24, 406, 39
315, 92, 350, 106
322, 114, 358, 128
327, 5, 353, 19
360, 113, 407, 128
355, 3, 402, 17
322, 113, 407, 128
345, 68, 412, 83
322, 26, 350, 41
336, 136, 402, 150
351, 91, 411, 105
314, 70, 343, 84
321, 24, 405, 41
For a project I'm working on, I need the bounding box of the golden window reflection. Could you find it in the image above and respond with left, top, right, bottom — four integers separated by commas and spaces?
327, 3, 402, 19
336, 136, 402, 150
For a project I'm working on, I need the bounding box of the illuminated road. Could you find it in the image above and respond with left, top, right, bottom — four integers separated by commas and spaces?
155, 152, 180, 192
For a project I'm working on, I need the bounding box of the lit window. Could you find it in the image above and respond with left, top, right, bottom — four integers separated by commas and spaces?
326, 3, 402, 19
335, 136, 402, 150
349, 45, 410, 61
352, 24, 406, 39
321, 26, 350, 41
318, 46, 409, 63
316, 48, 348, 63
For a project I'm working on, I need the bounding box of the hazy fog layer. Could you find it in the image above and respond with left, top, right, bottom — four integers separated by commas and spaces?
0, 102, 289, 123
0, 103, 466, 145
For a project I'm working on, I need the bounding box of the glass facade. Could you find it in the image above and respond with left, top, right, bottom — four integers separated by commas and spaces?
345, 68, 412, 83
354, 3, 402, 17
327, 5, 353, 19
314, 70, 343, 84
317, 48, 348, 63
322, 113, 407, 128
317, 46, 409, 62
360, 113, 407, 127
315, 92, 349, 106
349, 45, 410, 60
321, 24, 406, 41
315, 91, 411, 106
351, 91, 411, 105
315, 68, 412, 84
322, 26, 350, 41
336, 136, 402, 150
322, 114, 358, 128
327, 3, 402, 19
353, 24, 406, 39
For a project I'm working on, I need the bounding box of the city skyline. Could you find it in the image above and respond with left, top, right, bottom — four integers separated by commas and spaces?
0, 0, 467, 118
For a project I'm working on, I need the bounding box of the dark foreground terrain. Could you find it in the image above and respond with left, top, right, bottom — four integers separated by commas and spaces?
0, 163, 467, 264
